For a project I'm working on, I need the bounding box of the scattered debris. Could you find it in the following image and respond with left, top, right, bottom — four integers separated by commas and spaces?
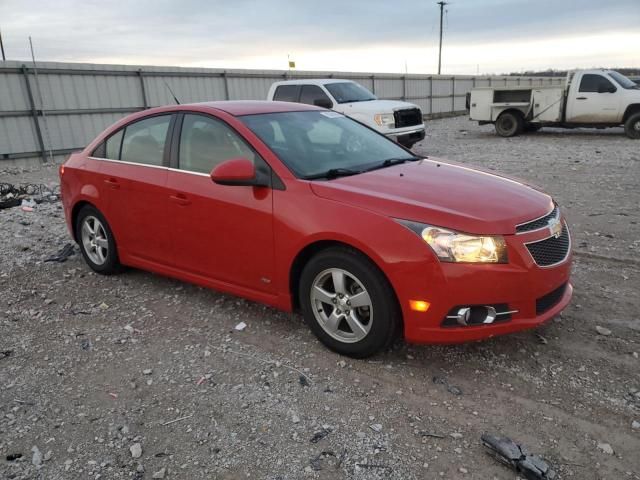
369, 423, 383, 432
299, 374, 310, 387
6, 453, 22, 461
130, 443, 143, 459
310, 451, 337, 471
31, 445, 43, 466
161, 414, 193, 426
597, 442, 614, 455
310, 428, 332, 443
632, 420, 640, 430
44, 243, 75, 263
536, 333, 548, 345
433, 375, 463, 396
143, 368, 153, 375
196, 376, 207, 386
1, 349, 14, 360
418, 431, 445, 439
450, 432, 463, 439
595, 326, 612, 336
292, 413, 301, 424
234, 321, 247, 331
152, 467, 167, 479
481, 433, 556, 479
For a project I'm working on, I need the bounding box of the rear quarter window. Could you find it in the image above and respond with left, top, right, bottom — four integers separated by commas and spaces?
273, 85, 300, 102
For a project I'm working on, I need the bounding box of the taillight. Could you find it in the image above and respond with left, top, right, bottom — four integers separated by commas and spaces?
60, 165, 65, 176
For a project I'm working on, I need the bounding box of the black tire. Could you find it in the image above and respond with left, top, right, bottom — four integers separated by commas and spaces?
495, 111, 523, 137
624, 112, 640, 139
75, 205, 121, 275
299, 247, 401, 358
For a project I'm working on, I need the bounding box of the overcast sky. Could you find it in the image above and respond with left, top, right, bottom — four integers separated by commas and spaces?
1, 0, 638, 74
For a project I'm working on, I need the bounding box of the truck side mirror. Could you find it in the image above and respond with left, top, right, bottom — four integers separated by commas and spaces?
313, 98, 333, 109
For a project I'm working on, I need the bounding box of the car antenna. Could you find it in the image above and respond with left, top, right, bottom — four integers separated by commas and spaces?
164, 81, 181, 104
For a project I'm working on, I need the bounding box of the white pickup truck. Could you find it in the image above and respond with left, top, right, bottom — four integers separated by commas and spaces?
267, 79, 426, 148
467, 69, 640, 139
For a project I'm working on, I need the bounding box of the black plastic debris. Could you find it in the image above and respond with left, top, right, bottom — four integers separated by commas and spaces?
0, 198, 21, 210
432, 375, 463, 396
0, 350, 14, 360
45, 243, 76, 263
481, 433, 556, 480
299, 374, 310, 387
310, 428, 332, 444
6, 453, 22, 461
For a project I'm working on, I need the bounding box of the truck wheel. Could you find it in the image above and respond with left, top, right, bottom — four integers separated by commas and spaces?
624, 113, 640, 139
495, 111, 523, 137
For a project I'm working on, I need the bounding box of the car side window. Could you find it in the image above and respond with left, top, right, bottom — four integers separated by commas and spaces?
91, 129, 124, 159
120, 115, 171, 166
178, 114, 257, 174
579, 74, 615, 93
273, 85, 300, 102
299, 85, 332, 107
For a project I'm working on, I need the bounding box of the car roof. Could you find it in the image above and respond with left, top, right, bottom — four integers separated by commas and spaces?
271, 79, 355, 86
145, 100, 323, 117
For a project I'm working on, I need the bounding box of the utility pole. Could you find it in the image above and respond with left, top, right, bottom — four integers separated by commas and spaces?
437, 1, 447, 75
0, 28, 6, 61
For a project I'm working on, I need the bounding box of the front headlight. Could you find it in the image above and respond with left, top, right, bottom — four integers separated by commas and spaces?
374, 113, 395, 128
397, 220, 508, 263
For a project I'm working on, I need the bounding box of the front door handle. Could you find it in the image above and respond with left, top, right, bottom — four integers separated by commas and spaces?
576, 97, 587, 100
169, 193, 191, 206
104, 178, 120, 189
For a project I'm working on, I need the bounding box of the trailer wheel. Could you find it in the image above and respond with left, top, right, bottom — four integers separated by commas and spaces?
495, 111, 523, 137
624, 112, 640, 139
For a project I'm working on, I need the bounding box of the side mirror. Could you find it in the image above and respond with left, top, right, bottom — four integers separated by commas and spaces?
313, 98, 333, 109
210, 157, 268, 187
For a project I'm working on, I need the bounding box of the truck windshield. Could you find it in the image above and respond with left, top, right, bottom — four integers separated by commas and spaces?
240, 111, 415, 179
325, 82, 377, 104
608, 71, 638, 89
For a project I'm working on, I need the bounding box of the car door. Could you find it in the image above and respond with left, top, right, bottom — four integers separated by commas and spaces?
94, 114, 173, 264
566, 73, 621, 123
166, 112, 275, 294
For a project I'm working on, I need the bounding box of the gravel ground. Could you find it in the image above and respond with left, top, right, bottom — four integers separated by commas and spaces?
1, 116, 639, 479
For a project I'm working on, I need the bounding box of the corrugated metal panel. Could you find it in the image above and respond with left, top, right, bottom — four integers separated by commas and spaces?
0, 60, 566, 164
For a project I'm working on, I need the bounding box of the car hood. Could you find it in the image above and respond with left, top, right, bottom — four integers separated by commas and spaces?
337, 99, 421, 113
309, 158, 554, 235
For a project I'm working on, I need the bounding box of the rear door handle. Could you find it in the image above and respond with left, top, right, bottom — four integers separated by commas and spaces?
104, 178, 120, 189
576, 97, 587, 100
169, 193, 191, 206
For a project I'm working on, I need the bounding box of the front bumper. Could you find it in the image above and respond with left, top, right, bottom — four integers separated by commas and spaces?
385, 127, 426, 147
398, 222, 573, 344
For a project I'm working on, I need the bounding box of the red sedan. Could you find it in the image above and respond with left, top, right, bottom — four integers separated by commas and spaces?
60, 101, 572, 357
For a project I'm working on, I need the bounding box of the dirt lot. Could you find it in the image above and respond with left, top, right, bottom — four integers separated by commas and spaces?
1, 116, 639, 480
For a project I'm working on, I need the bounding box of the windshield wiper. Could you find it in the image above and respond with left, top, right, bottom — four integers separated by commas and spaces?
305, 168, 364, 180
364, 156, 422, 172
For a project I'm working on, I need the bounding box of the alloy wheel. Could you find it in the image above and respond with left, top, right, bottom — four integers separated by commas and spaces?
310, 268, 373, 343
81, 215, 109, 265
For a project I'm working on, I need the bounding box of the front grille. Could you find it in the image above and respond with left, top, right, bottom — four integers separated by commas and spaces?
516, 206, 559, 233
394, 108, 422, 128
525, 224, 570, 266
536, 283, 567, 315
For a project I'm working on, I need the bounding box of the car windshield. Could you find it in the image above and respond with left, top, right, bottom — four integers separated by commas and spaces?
608, 71, 638, 89
240, 111, 417, 179
325, 82, 377, 103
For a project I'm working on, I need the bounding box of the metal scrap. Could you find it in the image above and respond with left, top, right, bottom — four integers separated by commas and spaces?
44, 243, 76, 263
481, 433, 556, 480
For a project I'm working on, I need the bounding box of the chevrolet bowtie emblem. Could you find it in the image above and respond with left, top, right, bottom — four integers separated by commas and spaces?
549, 218, 562, 238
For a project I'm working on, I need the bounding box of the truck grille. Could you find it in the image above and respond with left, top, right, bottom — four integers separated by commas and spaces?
536, 282, 567, 315
394, 108, 422, 128
516, 206, 559, 233
525, 224, 570, 267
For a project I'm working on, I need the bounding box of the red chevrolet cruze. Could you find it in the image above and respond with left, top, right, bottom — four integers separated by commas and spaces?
60, 101, 572, 357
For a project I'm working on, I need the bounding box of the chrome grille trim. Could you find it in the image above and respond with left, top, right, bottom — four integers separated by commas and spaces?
516, 206, 559, 234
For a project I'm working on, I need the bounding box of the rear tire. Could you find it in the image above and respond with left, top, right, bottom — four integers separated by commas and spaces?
624, 112, 640, 139
299, 247, 401, 358
75, 205, 121, 275
495, 111, 523, 137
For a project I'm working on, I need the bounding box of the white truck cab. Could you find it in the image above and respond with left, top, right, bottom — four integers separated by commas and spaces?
267, 79, 426, 148
468, 69, 640, 139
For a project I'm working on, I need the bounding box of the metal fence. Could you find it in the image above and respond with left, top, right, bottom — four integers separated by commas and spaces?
0, 60, 564, 166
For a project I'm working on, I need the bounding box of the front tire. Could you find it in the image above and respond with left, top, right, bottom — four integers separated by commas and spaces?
624, 112, 640, 139
495, 111, 523, 137
299, 247, 401, 358
75, 205, 121, 275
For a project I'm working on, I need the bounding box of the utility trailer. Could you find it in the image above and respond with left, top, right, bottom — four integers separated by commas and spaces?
467, 69, 640, 139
